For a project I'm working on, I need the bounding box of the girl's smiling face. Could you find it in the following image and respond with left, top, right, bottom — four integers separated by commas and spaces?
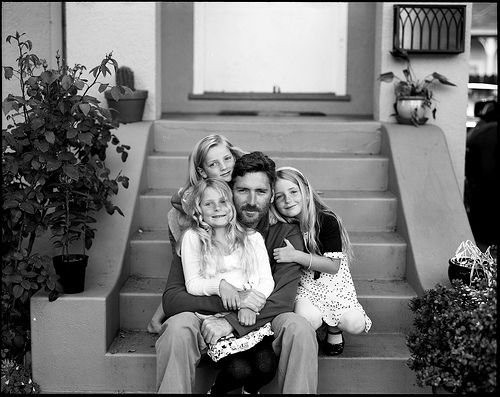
199, 186, 232, 229
199, 144, 235, 182
274, 178, 303, 218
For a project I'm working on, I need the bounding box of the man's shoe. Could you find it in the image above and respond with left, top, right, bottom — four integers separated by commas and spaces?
324, 330, 344, 356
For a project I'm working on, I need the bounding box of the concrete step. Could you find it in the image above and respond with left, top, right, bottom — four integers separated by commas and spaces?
147, 152, 389, 191
105, 329, 428, 393
119, 277, 416, 334
138, 189, 397, 232
153, 119, 382, 154
129, 230, 407, 280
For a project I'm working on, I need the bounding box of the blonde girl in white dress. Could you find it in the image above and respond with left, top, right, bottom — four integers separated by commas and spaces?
180, 177, 276, 394
147, 134, 246, 333
271, 166, 372, 355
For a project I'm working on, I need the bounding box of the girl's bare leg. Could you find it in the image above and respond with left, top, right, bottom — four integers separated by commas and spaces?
148, 302, 166, 334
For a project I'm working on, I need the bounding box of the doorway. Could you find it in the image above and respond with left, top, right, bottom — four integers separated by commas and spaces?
193, 2, 348, 96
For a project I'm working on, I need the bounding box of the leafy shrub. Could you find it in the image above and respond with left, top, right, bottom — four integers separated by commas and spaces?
1, 358, 40, 394
406, 259, 497, 393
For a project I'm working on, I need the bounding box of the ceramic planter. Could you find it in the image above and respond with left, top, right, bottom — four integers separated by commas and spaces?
396, 96, 428, 125
53, 254, 88, 294
448, 258, 485, 286
105, 90, 148, 123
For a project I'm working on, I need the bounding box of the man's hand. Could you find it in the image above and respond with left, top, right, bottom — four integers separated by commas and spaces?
238, 289, 266, 313
219, 279, 241, 310
273, 238, 298, 263
201, 316, 234, 345
238, 308, 257, 326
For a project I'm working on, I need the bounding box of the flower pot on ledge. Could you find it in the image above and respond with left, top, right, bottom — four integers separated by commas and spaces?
105, 89, 148, 124
395, 96, 429, 125
53, 254, 88, 294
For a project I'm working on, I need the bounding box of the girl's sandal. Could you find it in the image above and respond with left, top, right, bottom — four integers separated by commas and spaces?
324, 330, 344, 356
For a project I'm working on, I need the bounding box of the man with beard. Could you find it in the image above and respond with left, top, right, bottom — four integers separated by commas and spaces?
155, 151, 318, 393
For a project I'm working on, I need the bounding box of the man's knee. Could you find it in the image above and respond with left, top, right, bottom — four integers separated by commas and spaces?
156, 312, 201, 349
273, 312, 317, 347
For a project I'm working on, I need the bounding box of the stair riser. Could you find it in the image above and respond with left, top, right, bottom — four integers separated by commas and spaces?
138, 195, 397, 232
147, 157, 389, 191
129, 239, 407, 280
153, 121, 382, 154
104, 355, 426, 393
120, 291, 413, 333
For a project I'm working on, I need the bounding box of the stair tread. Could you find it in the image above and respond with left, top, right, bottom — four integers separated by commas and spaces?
158, 115, 379, 124
150, 151, 387, 159
107, 329, 410, 359
141, 188, 397, 199
120, 276, 415, 298
130, 229, 407, 245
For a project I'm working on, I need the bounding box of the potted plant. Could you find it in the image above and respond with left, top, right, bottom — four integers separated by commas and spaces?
104, 66, 148, 123
2, 31, 130, 295
406, 248, 496, 394
378, 48, 457, 126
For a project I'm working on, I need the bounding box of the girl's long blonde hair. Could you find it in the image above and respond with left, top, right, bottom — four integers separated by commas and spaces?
179, 134, 247, 199
179, 178, 258, 280
270, 166, 354, 264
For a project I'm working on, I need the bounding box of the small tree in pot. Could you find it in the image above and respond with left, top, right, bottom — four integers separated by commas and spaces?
2, 31, 130, 296
104, 66, 148, 123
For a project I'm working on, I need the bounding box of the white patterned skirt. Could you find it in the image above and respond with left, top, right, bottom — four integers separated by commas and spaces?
295, 252, 372, 332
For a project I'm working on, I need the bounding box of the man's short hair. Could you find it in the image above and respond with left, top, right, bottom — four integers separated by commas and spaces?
231, 151, 276, 187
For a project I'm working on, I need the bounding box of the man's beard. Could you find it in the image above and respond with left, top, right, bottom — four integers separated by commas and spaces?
237, 204, 264, 228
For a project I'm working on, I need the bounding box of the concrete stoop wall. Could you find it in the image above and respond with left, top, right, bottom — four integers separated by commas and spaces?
30, 117, 472, 393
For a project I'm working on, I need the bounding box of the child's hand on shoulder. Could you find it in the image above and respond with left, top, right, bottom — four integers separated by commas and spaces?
219, 279, 241, 310
238, 308, 257, 326
273, 238, 298, 263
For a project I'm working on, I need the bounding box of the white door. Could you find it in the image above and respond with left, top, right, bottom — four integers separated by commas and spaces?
193, 2, 348, 95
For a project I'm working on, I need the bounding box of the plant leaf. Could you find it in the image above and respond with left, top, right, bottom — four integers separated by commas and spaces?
74, 79, 85, 90
45, 130, 56, 144
3, 66, 14, 79
46, 159, 62, 171
13, 284, 24, 298
431, 72, 456, 86
62, 164, 79, 180
61, 75, 73, 90
20, 202, 35, 214
379, 72, 395, 82
78, 132, 93, 145
110, 86, 122, 101
98, 83, 109, 93
79, 103, 91, 116
2, 99, 14, 115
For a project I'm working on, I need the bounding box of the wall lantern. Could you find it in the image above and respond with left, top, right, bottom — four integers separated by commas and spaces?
393, 4, 466, 54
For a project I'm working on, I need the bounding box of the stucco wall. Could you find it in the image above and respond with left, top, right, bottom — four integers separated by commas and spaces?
161, 2, 376, 115
373, 2, 472, 192
65, 2, 161, 121
1, 2, 62, 126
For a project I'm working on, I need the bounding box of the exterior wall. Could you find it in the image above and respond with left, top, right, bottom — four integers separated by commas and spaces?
65, 2, 161, 121
1, 2, 62, 126
161, 2, 376, 116
373, 2, 473, 192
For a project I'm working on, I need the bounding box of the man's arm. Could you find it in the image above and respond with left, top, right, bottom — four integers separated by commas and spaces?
162, 252, 226, 318
223, 223, 304, 337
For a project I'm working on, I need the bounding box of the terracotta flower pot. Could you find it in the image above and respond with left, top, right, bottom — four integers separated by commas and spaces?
105, 90, 148, 123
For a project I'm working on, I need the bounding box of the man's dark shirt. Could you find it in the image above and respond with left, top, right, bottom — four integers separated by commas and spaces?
162, 216, 304, 336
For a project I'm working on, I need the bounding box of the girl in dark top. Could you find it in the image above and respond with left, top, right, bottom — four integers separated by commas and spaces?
271, 166, 371, 355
